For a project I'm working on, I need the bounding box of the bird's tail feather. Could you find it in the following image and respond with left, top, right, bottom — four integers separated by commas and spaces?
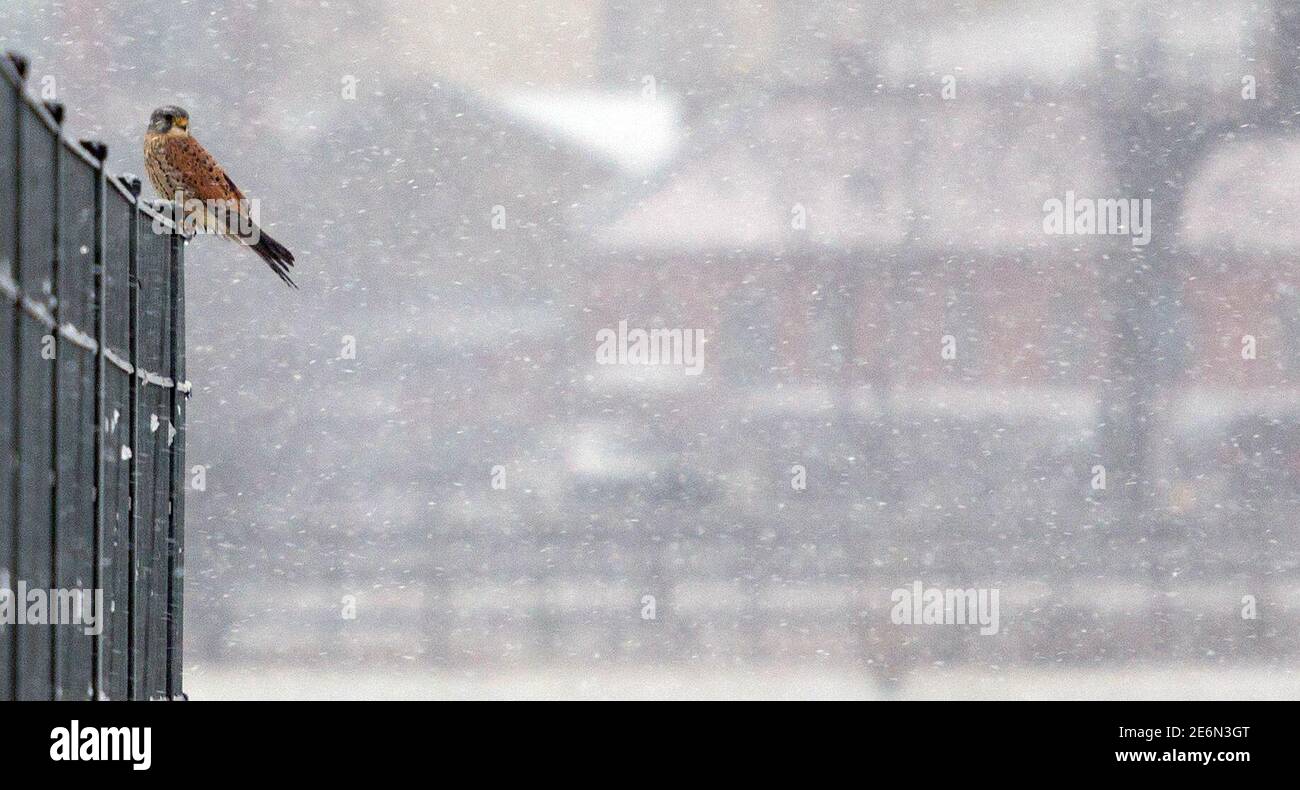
237, 227, 297, 289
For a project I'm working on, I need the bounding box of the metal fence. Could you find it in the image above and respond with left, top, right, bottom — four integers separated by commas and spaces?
0, 52, 188, 700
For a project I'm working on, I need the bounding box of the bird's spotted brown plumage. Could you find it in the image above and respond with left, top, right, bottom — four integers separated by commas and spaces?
144, 105, 296, 288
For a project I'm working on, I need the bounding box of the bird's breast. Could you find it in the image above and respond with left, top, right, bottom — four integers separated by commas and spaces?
144, 135, 187, 202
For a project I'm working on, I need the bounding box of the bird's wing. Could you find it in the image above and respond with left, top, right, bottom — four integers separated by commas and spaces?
164, 134, 297, 289
163, 135, 247, 204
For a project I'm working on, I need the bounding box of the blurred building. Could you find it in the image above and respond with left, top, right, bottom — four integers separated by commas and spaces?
86, 0, 1293, 688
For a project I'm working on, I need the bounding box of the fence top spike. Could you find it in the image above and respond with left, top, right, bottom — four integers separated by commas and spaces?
78, 139, 108, 162
43, 101, 65, 126
123, 174, 143, 197
4, 51, 29, 80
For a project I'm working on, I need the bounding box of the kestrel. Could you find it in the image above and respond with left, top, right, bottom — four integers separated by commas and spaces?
144, 105, 296, 288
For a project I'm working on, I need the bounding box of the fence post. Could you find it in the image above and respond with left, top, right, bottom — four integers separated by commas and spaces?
166, 231, 185, 699
0, 51, 24, 701
44, 99, 63, 699
6, 51, 22, 702
78, 138, 108, 700
123, 175, 141, 699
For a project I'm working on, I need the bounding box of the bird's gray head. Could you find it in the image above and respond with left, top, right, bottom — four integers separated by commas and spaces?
148, 105, 189, 134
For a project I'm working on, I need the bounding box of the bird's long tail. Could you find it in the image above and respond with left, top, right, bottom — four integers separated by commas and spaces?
241, 226, 297, 289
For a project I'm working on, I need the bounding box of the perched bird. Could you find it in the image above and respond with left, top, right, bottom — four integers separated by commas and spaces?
144, 105, 296, 288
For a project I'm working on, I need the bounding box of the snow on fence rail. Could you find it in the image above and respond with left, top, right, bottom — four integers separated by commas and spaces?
0, 52, 188, 700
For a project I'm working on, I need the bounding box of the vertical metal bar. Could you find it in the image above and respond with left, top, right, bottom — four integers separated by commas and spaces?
82, 140, 107, 700
2, 53, 22, 701
6, 57, 22, 700
100, 186, 129, 700
45, 100, 63, 699
124, 176, 140, 699
166, 230, 184, 698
